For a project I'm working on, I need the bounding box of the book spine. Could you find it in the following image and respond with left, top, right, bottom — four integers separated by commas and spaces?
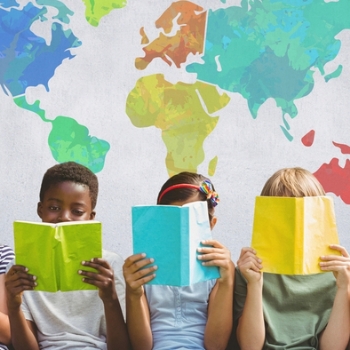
181, 207, 190, 286
55, 225, 63, 291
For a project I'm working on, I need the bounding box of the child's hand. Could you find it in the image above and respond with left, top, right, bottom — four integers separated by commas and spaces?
197, 240, 234, 284
79, 258, 118, 303
320, 244, 350, 289
5, 265, 37, 310
237, 247, 263, 285
123, 253, 157, 298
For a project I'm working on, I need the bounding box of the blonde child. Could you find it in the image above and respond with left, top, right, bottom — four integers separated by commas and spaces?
123, 172, 234, 350
235, 167, 350, 350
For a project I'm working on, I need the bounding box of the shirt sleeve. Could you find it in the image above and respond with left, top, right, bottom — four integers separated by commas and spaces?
21, 294, 34, 321
0, 245, 15, 274
102, 250, 126, 319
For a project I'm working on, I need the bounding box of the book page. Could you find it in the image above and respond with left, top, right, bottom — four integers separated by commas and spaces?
132, 205, 183, 286
14, 221, 58, 292
14, 221, 102, 292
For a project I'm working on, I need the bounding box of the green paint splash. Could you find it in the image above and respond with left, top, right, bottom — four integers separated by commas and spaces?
208, 156, 218, 176
13, 96, 110, 173
325, 65, 343, 83
126, 74, 230, 176
49, 116, 110, 173
14, 96, 48, 121
187, 0, 350, 139
82, 0, 127, 27
36, 0, 74, 24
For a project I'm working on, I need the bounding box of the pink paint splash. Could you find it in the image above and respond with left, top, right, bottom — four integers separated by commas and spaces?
333, 141, 350, 155
314, 158, 350, 204
301, 130, 315, 147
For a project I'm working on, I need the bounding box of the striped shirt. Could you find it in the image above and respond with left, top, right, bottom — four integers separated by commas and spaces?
0, 245, 14, 274
0, 245, 14, 350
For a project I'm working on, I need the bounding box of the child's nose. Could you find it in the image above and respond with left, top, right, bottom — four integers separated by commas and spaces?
58, 211, 72, 222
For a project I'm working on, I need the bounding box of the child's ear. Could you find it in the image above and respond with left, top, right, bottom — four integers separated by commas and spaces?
210, 216, 217, 230
89, 211, 96, 220
37, 202, 43, 219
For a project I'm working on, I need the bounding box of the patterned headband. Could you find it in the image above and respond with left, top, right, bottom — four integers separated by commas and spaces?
157, 180, 220, 207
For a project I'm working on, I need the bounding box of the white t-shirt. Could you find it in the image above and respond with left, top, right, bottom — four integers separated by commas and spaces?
21, 250, 125, 350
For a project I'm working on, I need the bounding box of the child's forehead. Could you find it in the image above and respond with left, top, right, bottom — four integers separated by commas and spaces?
44, 181, 90, 198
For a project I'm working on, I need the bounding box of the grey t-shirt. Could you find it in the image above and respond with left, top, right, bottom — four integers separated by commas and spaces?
21, 250, 125, 350
234, 267, 336, 349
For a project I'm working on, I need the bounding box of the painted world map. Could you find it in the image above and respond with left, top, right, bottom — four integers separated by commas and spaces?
1, 0, 350, 204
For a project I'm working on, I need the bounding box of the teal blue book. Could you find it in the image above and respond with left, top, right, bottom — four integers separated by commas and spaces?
132, 201, 220, 286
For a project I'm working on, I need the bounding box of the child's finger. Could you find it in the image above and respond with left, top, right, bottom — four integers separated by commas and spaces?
8, 265, 28, 273
8, 277, 37, 289
320, 255, 350, 262
127, 274, 156, 290
81, 276, 114, 289
197, 246, 222, 254
197, 246, 225, 256
85, 258, 111, 269
238, 254, 262, 266
201, 259, 231, 268
239, 247, 257, 257
201, 240, 224, 249
124, 253, 148, 267
197, 252, 228, 262
320, 260, 350, 269
328, 245, 350, 257
6, 266, 37, 287
7, 270, 35, 281
81, 260, 113, 276
238, 257, 262, 272
78, 268, 114, 281
129, 265, 158, 282
8, 284, 36, 295
125, 258, 155, 274
6, 276, 37, 295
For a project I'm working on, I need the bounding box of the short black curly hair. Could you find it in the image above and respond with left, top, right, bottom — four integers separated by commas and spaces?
39, 162, 98, 209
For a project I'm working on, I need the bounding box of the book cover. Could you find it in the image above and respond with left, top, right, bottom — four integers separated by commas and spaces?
14, 220, 102, 292
132, 201, 220, 286
251, 196, 340, 275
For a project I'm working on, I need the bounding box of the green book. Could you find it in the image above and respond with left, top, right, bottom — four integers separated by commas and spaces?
14, 220, 102, 292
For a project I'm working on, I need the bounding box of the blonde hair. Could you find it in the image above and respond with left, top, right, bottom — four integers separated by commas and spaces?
260, 167, 325, 197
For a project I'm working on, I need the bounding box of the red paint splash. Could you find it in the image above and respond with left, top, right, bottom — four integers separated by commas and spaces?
313, 158, 350, 204
333, 141, 350, 155
301, 130, 315, 147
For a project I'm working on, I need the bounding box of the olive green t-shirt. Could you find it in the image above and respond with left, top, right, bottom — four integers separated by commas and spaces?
233, 268, 337, 349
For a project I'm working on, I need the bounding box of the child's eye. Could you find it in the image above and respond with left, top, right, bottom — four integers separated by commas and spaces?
49, 206, 59, 211
73, 209, 84, 216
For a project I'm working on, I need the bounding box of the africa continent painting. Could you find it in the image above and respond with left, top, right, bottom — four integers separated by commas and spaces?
1, 0, 350, 258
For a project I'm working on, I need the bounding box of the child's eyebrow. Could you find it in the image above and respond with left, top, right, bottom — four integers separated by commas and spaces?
47, 198, 62, 202
71, 202, 88, 207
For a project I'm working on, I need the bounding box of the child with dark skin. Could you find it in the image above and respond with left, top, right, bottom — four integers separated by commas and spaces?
5, 162, 130, 350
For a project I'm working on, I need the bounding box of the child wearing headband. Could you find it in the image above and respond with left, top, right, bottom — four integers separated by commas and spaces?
123, 172, 234, 350
234, 167, 350, 350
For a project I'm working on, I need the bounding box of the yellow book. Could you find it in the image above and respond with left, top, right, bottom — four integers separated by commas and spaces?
251, 196, 339, 275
